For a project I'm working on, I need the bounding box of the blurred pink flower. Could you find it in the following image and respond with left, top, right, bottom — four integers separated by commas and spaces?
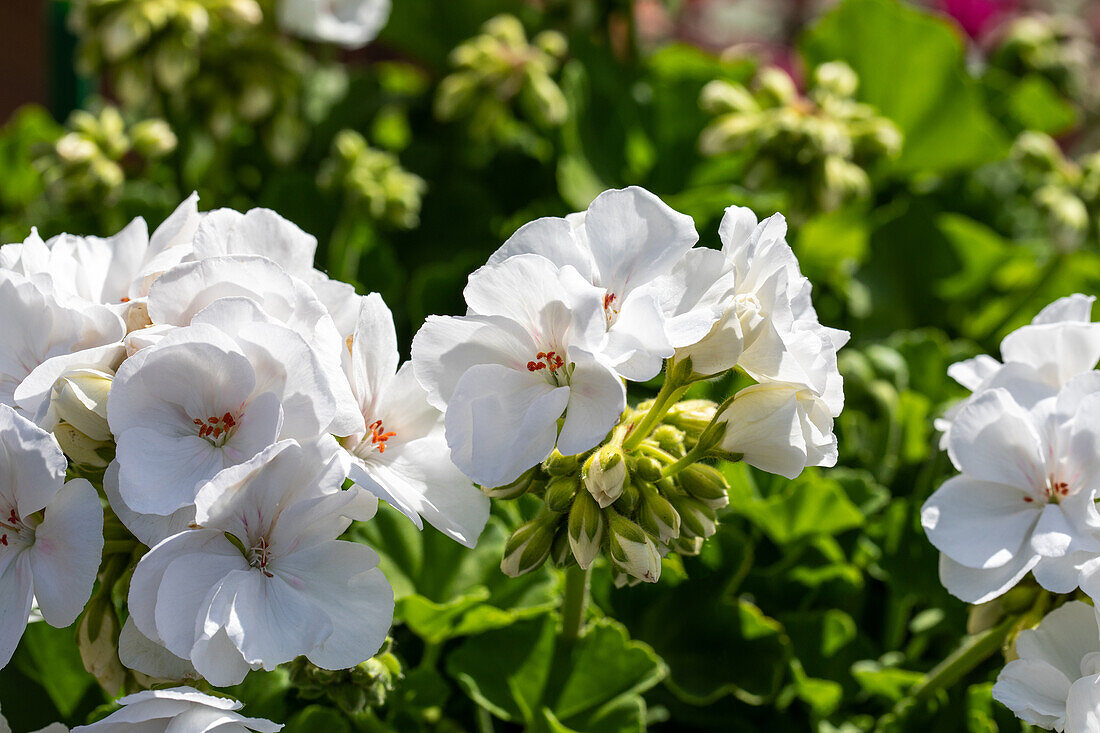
938, 0, 1015, 39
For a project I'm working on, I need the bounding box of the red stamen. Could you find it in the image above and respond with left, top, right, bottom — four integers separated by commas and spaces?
0, 535, 6, 546
604, 293, 616, 310
1024, 496, 1033, 503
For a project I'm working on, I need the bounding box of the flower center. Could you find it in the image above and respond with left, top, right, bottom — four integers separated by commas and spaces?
248, 536, 275, 578
0, 507, 30, 549
603, 292, 620, 326
192, 411, 241, 447
366, 419, 397, 454
1024, 475, 1074, 505
526, 350, 571, 387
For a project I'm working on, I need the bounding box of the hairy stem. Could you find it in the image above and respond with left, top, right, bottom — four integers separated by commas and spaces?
623, 363, 688, 451
560, 564, 592, 642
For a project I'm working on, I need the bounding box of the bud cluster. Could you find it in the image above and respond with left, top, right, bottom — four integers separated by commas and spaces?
1007, 131, 1100, 251
39, 106, 176, 206
497, 398, 731, 587
69, 0, 315, 164
287, 642, 402, 715
699, 61, 902, 213
319, 130, 427, 230
988, 14, 1094, 103
435, 14, 569, 150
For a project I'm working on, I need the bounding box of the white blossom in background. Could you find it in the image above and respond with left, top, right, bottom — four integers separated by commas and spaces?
921, 375, 1100, 604
487, 187, 703, 381
342, 293, 489, 547
70, 688, 281, 733
0, 405, 103, 667
277, 0, 391, 49
936, 294, 1100, 447
993, 601, 1100, 732
128, 440, 393, 686
412, 253, 626, 488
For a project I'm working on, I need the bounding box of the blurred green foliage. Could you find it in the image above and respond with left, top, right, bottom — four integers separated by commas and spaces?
5, 0, 1100, 730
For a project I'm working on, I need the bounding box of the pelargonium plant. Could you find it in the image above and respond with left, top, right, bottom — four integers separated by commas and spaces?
920, 293, 1100, 731
0, 185, 845, 727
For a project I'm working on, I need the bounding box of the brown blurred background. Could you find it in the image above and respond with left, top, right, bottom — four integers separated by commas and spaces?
1, 1, 50, 121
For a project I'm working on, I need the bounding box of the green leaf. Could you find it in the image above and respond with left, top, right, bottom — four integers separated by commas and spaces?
801, 0, 1008, 174
736, 472, 866, 544
13, 622, 97, 717
850, 660, 924, 701
282, 705, 352, 733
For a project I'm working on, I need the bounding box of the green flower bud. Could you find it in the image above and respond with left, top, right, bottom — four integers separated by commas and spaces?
1035, 184, 1089, 247
664, 399, 718, 438
567, 490, 605, 569
55, 133, 98, 164
549, 526, 576, 568
671, 534, 704, 556
55, 422, 113, 470
612, 481, 641, 516
238, 82, 277, 122
521, 67, 568, 127
1012, 131, 1064, 175
90, 157, 125, 190
544, 474, 579, 513
669, 495, 718, 540
501, 512, 558, 577
77, 600, 124, 696
632, 455, 662, 483
813, 61, 859, 99
606, 510, 661, 583
130, 119, 177, 158
821, 154, 871, 208
51, 368, 113, 441
699, 113, 762, 156
482, 14, 527, 48
533, 30, 567, 60
154, 38, 198, 91
637, 482, 681, 544
583, 445, 627, 508
482, 465, 539, 499
699, 80, 758, 115
435, 72, 481, 121
652, 424, 685, 456
222, 0, 263, 25
543, 449, 578, 476
678, 463, 730, 510
100, 10, 151, 62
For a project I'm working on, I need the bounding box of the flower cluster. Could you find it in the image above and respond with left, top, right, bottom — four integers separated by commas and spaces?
922, 294, 1100, 730
318, 129, 427, 229
410, 186, 848, 584
1008, 131, 1100, 250
0, 194, 490, 704
434, 14, 569, 156
699, 62, 902, 214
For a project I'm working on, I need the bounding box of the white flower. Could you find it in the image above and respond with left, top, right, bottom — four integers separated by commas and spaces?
921, 376, 1100, 604
14, 343, 125, 436
70, 687, 281, 733
412, 254, 626, 488
677, 206, 848, 400
717, 381, 838, 479
118, 616, 198, 683
277, 0, 391, 49
127, 440, 393, 686
487, 187, 700, 381
0, 405, 103, 668
341, 294, 489, 547
937, 294, 1100, 447
0, 271, 124, 409
191, 207, 317, 277
107, 315, 347, 516
146, 255, 360, 433
993, 601, 1100, 732
0, 194, 200, 317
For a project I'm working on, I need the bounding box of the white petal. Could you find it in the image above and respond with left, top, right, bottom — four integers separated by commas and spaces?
28, 478, 103, 627
920, 475, 1039, 569
488, 216, 597, 281
348, 293, 400, 420
0, 553, 33, 668
1002, 322, 1100, 386
222, 569, 334, 668
947, 355, 1002, 391
1016, 601, 1100, 678
947, 388, 1045, 490
557, 354, 627, 456
993, 658, 1072, 730
103, 461, 194, 548
118, 616, 198, 681
1066, 674, 1100, 733
1032, 294, 1095, 324
0, 404, 67, 515
938, 551, 1039, 604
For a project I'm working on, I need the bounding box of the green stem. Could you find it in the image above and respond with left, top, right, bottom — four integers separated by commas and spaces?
659, 444, 707, 478
477, 705, 494, 733
623, 365, 688, 451
560, 564, 591, 642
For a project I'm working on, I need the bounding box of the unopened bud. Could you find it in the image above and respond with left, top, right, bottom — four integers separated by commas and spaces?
612, 481, 641, 516
52, 368, 113, 441
521, 68, 568, 127
533, 30, 567, 59
223, 0, 263, 25
1012, 131, 1063, 174
671, 534, 704, 556
483, 465, 539, 499
637, 482, 681, 544
482, 14, 527, 47
567, 490, 605, 569
607, 511, 661, 583
549, 526, 576, 568
78, 601, 124, 696
669, 495, 718, 539
665, 399, 718, 437
130, 119, 177, 158
544, 474, 579, 513
435, 72, 480, 121
652, 425, 685, 456
501, 513, 558, 577
583, 445, 627, 508
813, 61, 858, 99
632, 455, 662, 483
544, 449, 578, 476
757, 67, 798, 106
678, 464, 730, 509
699, 80, 758, 115
56, 133, 97, 164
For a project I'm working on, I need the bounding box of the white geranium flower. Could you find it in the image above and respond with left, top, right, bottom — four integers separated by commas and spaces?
412, 254, 626, 488
14, 343, 125, 436
128, 440, 393, 686
69, 687, 280, 733
993, 601, 1100, 732
937, 294, 1100, 447
0, 405, 103, 667
0, 194, 200, 325
677, 205, 848, 398
487, 187, 700, 381
716, 381, 838, 479
0, 271, 124, 409
146, 255, 360, 434
277, 0, 391, 49
107, 316, 347, 516
118, 616, 199, 682
921, 376, 1100, 604
341, 293, 489, 547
